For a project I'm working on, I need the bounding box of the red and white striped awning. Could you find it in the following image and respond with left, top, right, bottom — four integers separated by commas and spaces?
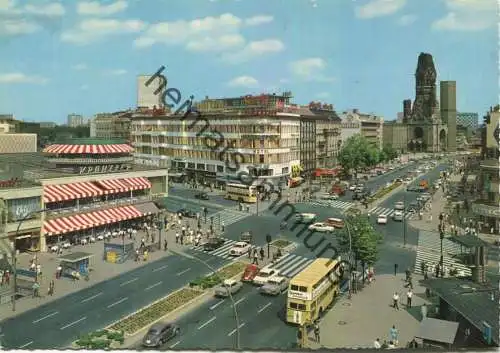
96, 177, 151, 193
42, 205, 144, 236
43, 182, 105, 203
42, 144, 133, 154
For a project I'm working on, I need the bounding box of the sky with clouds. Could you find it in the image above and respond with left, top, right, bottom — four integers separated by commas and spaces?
0, 0, 496, 123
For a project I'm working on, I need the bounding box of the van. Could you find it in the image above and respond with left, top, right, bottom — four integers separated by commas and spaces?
326, 217, 344, 229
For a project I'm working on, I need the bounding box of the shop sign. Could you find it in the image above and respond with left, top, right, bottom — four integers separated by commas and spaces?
79, 164, 131, 175
472, 203, 500, 218
8, 197, 41, 220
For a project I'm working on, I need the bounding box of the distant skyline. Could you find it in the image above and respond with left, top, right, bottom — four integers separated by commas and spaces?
0, 0, 496, 123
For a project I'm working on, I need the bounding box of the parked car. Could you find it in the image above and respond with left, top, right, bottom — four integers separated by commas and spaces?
253, 267, 281, 286
260, 276, 289, 295
142, 322, 180, 348
295, 213, 317, 223
240, 231, 253, 244
203, 237, 226, 251
377, 214, 388, 225
194, 192, 209, 200
214, 279, 243, 297
241, 264, 260, 282
177, 208, 197, 218
308, 222, 335, 233
229, 241, 251, 256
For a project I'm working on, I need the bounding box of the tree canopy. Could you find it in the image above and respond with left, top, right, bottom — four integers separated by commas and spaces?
335, 214, 383, 271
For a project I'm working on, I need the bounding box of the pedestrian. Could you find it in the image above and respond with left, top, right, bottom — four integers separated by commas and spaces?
392, 292, 399, 310
180, 234, 184, 245
373, 338, 381, 349
175, 232, 179, 243
221, 221, 225, 232
135, 249, 140, 262
406, 289, 413, 308
48, 280, 54, 296
163, 239, 168, 251
381, 340, 388, 349
252, 251, 259, 265
248, 246, 252, 259
143, 250, 148, 261
259, 247, 265, 261
421, 303, 427, 320
405, 268, 411, 281
32, 281, 40, 298
394, 263, 398, 276
313, 322, 320, 342
389, 325, 399, 346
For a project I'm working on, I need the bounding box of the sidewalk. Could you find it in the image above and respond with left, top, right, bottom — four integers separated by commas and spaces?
0, 212, 205, 319
307, 274, 430, 349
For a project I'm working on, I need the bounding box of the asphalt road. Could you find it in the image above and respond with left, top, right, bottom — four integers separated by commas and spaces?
0, 254, 230, 349
168, 187, 236, 207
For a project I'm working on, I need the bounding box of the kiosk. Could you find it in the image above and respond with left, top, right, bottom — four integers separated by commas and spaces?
58, 252, 93, 280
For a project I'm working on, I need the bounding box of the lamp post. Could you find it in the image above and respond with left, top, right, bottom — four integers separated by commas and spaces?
439, 228, 444, 277
11, 208, 46, 312
403, 193, 407, 247
344, 216, 354, 297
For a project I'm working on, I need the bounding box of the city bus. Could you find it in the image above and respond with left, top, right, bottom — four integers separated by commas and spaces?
286, 257, 341, 325
225, 183, 258, 203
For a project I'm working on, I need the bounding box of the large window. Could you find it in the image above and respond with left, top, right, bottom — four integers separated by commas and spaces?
7, 197, 41, 222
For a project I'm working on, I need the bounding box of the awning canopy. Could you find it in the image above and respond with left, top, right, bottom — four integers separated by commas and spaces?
44, 182, 105, 203
96, 177, 151, 193
134, 202, 160, 215
43, 205, 144, 236
42, 144, 133, 154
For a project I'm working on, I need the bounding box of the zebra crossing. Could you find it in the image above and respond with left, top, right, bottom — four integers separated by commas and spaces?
369, 206, 415, 219
187, 237, 240, 259
301, 199, 354, 211
414, 231, 471, 276
211, 209, 251, 227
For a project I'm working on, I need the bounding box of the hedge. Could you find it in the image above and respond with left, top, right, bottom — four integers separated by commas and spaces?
189, 261, 246, 289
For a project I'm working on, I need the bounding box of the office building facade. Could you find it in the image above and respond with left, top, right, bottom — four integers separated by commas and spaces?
340, 109, 383, 149
457, 112, 479, 131
67, 114, 86, 128
90, 112, 132, 142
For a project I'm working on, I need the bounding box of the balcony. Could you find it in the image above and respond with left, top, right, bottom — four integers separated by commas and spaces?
472, 200, 500, 218
48, 157, 134, 164
45, 194, 159, 220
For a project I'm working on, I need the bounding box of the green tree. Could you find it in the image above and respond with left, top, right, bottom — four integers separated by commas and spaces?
335, 215, 383, 280
338, 134, 379, 177
382, 145, 399, 161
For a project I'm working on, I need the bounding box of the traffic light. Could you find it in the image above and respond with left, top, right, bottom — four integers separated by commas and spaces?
266, 234, 272, 243
439, 229, 444, 240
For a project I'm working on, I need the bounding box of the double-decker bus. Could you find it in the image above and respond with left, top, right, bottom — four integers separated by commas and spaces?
286, 257, 341, 325
225, 183, 257, 203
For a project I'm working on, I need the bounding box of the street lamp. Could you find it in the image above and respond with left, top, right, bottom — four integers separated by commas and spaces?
403, 193, 407, 247
11, 208, 46, 312
439, 228, 444, 277
344, 216, 354, 297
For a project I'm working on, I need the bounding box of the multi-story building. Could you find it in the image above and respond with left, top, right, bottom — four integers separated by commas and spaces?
383, 121, 409, 152
0, 138, 169, 253
90, 112, 132, 142
474, 159, 500, 234
482, 105, 499, 159
137, 75, 166, 109
67, 114, 86, 128
0, 133, 37, 153
39, 122, 57, 128
457, 112, 479, 131
132, 97, 301, 187
340, 109, 383, 149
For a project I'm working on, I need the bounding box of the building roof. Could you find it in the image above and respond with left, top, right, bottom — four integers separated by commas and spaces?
42, 143, 132, 154
290, 258, 337, 285
420, 278, 499, 345
449, 234, 489, 248
416, 318, 459, 345
53, 138, 128, 145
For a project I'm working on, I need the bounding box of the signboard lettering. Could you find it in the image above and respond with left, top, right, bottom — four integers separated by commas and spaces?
79, 164, 131, 175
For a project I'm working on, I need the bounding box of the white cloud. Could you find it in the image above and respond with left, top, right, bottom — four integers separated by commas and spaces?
61, 19, 146, 44
397, 14, 417, 26
23, 3, 65, 17
289, 58, 335, 82
222, 39, 285, 63
355, 0, 406, 19
0, 72, 48, 84
77, 1, 128, 16
227, 76, 259, 87
106, 69, 128, 75
432, 0, 496, 31
134, 13, 274, 54
0, 20, 40, 35
72, 63, 87, 70
245, 15, 273, 26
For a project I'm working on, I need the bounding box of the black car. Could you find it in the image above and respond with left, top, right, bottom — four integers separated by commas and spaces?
406, 185, 419, 192
177, 208, 197, 218
195, 192, 209, 200
142, 322, 180, 347
203, 237, 225, 251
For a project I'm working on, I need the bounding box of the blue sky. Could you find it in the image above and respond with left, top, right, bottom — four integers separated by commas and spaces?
0, 0, 496, 123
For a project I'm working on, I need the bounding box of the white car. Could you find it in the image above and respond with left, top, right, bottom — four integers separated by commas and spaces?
253, 267, 281, 286
320, 193, 338, 200
229, 241, 251, 256
393, 211, 404, 221
308, 222, 335, 233
377, 215, 388, 224
349, 185, 356, 191
295, 213, 317, 223
394, 201, 405, 210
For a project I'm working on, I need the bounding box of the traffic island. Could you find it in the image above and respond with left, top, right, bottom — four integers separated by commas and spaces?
189, 261, 247, 290
72, 329, 125, 349
367, 182, 402, 203
269, 239, 296, 254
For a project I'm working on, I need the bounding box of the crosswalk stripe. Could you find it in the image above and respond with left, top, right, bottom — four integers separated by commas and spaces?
280, 257, 313, 277
273, 254, 299, 268
210, 241, 237, 256
274, 255, 304, 274
286, 259, 315, 278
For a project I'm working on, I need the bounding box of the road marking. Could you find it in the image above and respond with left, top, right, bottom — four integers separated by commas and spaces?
257, 302, 272, 313
119, 278, 138, 287
107, 297, 128, 308
170, 341, 181, 348
153, 265, 168, 272
176, 268, 191, 276
60, 316, 86, 330
32, 311, 59, 324
144, 281, 162, 291
19, 341, 33, 348
81, 292, 103, 303
209, 300, 225, 310
197, 316, 216, 330
233, 297, 245, 306
227, 322, 245, 336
